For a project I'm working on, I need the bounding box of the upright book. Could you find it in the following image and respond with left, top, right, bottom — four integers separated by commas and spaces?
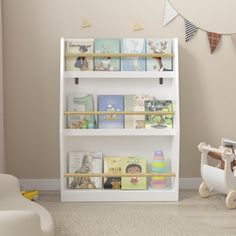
146, 39, 173, 71
121, 38, 146, 71
145, 100, 173, 129
121, 157, 147, 190
124, 95, 153, 129
94, 38, 120, 71
97, 95, 124, 129
65, 39, 94, 71
68, 151, 103, 189
103, 157, 122, 189
67, 93, 95, 129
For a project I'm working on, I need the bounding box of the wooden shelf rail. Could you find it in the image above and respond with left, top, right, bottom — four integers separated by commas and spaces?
64, 53, 174, 58
64, 173, 176, 178
64, 111, 174, 116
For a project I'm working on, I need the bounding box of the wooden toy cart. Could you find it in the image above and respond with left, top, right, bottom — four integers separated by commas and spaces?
198, 142, 236, 209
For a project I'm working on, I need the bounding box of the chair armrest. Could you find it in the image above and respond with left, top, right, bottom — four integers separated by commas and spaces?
0, 210, 42, 236
0, 174, 21, 198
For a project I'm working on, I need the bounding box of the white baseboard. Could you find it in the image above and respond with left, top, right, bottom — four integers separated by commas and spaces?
20, 179, 60, 191
20, 178, 202, 191
180, 178, 202, 190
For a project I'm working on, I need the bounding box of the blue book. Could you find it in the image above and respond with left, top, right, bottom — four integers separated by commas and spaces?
121, 39, 146, 71
97, 95, 124, 129
94, 39, 120, 71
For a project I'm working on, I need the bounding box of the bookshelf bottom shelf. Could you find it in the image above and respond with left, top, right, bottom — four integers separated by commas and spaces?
61, 189, 178, 202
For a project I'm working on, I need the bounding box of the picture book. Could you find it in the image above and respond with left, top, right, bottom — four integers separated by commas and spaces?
68, 151, 103, 189
146, 39, 173, 71
145, 100, 173, 129
67, 93, 95, 129
124, 95, 153, 129
65, 39, 94, 71
97, 95, 124, 129
121, 38, 146, 71
94, 38, 120, 71
103, 157, 122, 189
121, 157, 147, 190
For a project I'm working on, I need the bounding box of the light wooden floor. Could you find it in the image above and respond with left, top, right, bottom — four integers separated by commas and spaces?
38, 190, 236, 235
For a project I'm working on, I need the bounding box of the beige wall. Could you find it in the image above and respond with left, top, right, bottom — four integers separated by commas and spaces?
2, 0, 236, 178
0, 0, 4, 173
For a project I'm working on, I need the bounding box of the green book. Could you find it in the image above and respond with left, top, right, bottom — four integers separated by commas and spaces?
121, 157, 147, 190
145, 100, 173, 129
67, 93, 95, 129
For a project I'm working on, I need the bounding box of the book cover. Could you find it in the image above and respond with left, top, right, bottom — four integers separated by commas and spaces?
124, 95, 153, 129
103, 157, 122, 189
67, 93, 95, 129
121, 157, 147, 190
145, 100, 173, 129
146, 39, 173, 71
97, 95, 124, 129
121, 38, 146, 71
94, 38, 120, 71
65, 39, 94, 71
68, 151, 103, 189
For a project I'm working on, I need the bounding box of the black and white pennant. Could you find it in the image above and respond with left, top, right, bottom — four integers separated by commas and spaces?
185, 19, 198, 42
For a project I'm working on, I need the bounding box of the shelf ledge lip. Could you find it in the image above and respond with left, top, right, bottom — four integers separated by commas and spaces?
64, 52, 174, 58
64, 173, 176, 177
64, 71, 176, 79
63, 129, 176, 136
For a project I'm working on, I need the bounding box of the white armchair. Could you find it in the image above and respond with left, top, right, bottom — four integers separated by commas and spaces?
0, 174, 55, 236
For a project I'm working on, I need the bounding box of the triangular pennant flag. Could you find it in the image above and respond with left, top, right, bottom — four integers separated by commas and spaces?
81, 18, 91, 28
231, 33, 236, 45
207, 32, 221, 53
163, 1, 178, 26
133, 22, 143, 31
185, 19, 198, 42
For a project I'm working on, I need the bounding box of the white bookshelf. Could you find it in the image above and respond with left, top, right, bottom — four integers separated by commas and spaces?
60, 38, 180, 202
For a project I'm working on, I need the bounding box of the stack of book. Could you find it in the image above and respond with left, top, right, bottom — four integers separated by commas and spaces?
64, 38, 173, 72
68, 153, 150, 190
66, 93, 173, 129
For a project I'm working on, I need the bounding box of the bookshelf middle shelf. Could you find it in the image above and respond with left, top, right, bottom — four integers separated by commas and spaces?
63, 129, 176, 136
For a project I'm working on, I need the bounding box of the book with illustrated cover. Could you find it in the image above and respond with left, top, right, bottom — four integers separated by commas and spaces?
97, 95, 124, 129
103, 157, 122, 189
146, 39, 173, 71
145, 100, 173, 129
68, 151, 103, 189
121, 157, 147, 190
121, 38, 146, 71
94, 38, 120, 71
124, 95, 153, 129
65, 39, 94, 71
67, 93, 95, 129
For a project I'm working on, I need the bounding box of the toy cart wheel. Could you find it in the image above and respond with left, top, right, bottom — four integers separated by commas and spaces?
199, 182, 211, 198
226, 191, 236, 209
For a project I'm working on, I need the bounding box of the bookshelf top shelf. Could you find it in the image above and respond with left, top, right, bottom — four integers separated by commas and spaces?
64, 71, 177, 79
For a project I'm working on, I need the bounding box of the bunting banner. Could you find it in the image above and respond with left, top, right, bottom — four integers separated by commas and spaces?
163, 1, 179, 27
207, 32, 222, 53
184, 19, 198, 42
163, 0, 236, 53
